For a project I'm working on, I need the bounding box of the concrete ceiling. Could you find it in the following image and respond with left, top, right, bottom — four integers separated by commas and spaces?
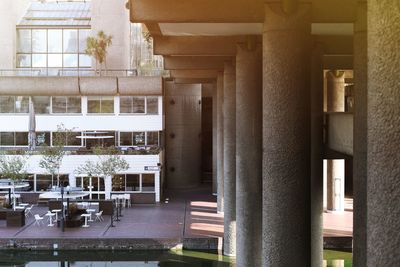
159, 22, 353, 36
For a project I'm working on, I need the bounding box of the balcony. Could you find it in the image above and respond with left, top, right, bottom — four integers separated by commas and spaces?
0, 68, 166, 77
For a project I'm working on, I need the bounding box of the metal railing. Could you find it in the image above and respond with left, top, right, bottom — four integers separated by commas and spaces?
0, 68, 166, 77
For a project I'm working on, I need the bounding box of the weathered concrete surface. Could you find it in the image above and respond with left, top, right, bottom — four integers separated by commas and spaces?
118, 76, 163, 95
216, 73, 224, 213
79, 77, 118, 95
235, 43, 262, 267
222, 61, 236, 256
0, 77, 79, 95
326, 70, 345, 112
211, 83, 218, 195
326, 113, 354, 155
367, 1, 400, 266
352, 2, 367, 266
165, 82, 202, 189
262, 3, 311, 266
311, 43, 324, 267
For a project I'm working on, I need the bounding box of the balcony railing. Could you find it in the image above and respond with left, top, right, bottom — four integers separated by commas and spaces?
0, 68, 166, 77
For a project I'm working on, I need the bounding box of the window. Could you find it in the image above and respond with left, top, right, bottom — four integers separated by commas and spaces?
36, 132, 50, 146
0, 132, 28, 146
52, 97, 81, 113
15, 132, 28, 146
120, 132, 133, 146
126, 174, 140, 191
87, 96, 114, 113
147, 132, 159, 146
142, 174, 155, 192
132, 132, 145, 145
16, 28, 91, 70
0, 96, 29, 113
52, 132, 82, 147
119, 96, 158, 114
0, 132, 15, 146
32, 96, 50, 114
36, 175, 52, 191
146, 97, 158, 114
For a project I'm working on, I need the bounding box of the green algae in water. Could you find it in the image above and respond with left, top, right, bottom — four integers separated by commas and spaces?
324, 250, 352, 267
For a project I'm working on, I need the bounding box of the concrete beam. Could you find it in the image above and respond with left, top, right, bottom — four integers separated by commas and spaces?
170, 70, 219, 79
154, 36, 255, 56
155, 35, 350, 56
323, 55, 353, 69
174, 78, 217, 84
130, 0, 356, 23
164, 56, 232, 70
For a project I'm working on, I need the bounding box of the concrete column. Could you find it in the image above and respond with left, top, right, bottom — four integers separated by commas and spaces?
352, 2, 367, 266
310, 43, 324, 267
212, 82, 218, 195
236, 42, 262, 267
326, 159, 345, 212
216, 73, 224, 213
326, 70, 345, 112
325, 70, 346, 214
263, 2, 311, 266
223, 61, 236, 256
367, 1, 400, 266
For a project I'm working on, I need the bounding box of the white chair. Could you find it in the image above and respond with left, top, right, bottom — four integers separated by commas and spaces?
94, 210, 104, 222
34, 214, 44, 226
124, 194, 131, 208
25, 205, 34, 217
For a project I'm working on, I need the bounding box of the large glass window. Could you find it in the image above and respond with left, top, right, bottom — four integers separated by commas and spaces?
52, 132, 82, 147
126, 174, 140, 191
32, 30, 47, 53
51, 97, 81, 113
16, 28, 91, 70
132, 97, 145, 113
17, 29, 31, 53
142, 174, 155, 192
32, 96, 50, 114
146, 97, 159, 114
87, 96, 114, 113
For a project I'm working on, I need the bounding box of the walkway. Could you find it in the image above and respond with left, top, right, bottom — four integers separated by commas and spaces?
0, 186, 352, 249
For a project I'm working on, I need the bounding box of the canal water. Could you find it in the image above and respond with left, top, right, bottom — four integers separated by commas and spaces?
0, 250, 352, 266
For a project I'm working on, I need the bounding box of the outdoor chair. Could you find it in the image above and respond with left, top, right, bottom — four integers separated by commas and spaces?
95, 210, 104, 222
124, 194, 131, 208
34, 214, 44, 226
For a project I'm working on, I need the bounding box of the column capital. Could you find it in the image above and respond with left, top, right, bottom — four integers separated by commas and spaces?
326, 70, 345, 79
264, 1, 311, 31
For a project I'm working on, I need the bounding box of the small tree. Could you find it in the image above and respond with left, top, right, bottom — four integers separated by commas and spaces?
0, 154, 29, 210
85, 31, 113, 75
75, 146, 129, 199
39, 124, 72, 187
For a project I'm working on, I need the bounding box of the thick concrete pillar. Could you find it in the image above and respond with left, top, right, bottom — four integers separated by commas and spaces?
326, 70, 345, 112
212, 82, 218, 195
216, 73, 224, 213
325, 70, 346, 213
263, 2, 311, 266
326, 159, 345, 212
310, 43, 324, 267
352, 2, 367, 266
236, 42, 262, 267
223, 61, 236, 256
367, 1, 400, 266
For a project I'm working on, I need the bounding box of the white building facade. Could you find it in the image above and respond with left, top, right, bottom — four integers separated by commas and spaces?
0, 0, 165, 203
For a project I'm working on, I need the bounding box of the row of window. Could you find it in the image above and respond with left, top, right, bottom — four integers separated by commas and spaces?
17, 173, 155, 194
0, 131, 159, 147
17, 28, 91, 68
0, 96, 159, 115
